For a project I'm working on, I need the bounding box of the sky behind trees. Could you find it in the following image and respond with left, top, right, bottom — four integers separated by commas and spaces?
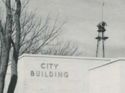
26, 0, 125, 57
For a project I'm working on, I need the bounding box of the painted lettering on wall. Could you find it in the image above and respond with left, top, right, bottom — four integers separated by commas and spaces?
30, 63, 69, 78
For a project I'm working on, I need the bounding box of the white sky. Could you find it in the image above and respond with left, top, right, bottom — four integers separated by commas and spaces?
28, 0, 125, 58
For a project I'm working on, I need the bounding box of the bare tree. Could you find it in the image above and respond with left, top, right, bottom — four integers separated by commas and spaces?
6, 1, 65, 92
41, 41, 82, 56
6, 1, 66, 93
18, 9, 81, 56
0, 0, 13, 93
6, 0, 21, 93
0, 0, 81, 93
19, 12, 64, 55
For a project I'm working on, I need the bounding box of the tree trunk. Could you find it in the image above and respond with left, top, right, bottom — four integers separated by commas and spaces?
7, 0, 21, 93
0, 30, 11, 93
7, 57, 17, 93
7, 75, 17, 93
0, 0, 13, 92
0, 50, 10, 93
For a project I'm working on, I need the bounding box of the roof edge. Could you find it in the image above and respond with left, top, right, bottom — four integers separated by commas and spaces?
89, 58, 125, 71
19, 54, 111, 61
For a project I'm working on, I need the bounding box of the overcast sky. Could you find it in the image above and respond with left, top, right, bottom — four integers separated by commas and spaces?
28, 0, 125, 58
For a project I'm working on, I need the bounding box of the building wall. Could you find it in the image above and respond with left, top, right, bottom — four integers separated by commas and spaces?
4, 54, 111, 93
89, 61, 121, 93
120, 60, 125, 93
16, 54, 110, 93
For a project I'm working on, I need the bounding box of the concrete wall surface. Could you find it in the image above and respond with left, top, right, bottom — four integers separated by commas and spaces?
4, 54, 111, 93
89, 59, 125, 93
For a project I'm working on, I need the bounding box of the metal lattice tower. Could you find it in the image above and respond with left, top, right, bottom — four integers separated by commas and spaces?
95, 2, 108, 58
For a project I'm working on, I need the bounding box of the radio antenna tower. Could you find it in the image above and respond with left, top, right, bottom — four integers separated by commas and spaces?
95, 1, 108, 58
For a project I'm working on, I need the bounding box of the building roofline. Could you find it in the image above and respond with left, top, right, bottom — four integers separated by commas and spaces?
89, 58, 125, 71
19, 54, 111, 61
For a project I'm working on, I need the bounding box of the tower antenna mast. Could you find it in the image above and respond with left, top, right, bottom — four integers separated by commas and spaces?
95, 0, 108, 58
102, 1, 104, 21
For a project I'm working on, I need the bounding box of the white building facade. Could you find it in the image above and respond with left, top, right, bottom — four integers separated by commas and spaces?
4, 54, 125, 93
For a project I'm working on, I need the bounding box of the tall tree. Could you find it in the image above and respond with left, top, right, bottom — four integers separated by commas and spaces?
7, 0, 21, 93
0, 0, 13, 93
0, 0, 81, 93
